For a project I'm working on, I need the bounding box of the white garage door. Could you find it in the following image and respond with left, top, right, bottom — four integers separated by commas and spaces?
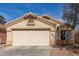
12, 30, 50, 46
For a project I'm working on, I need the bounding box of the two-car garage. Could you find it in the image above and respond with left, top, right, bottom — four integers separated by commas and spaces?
12, 29, 50, 46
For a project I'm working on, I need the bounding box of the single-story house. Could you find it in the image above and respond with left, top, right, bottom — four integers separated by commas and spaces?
6, 12, 63, 46
5, 12, 79, 46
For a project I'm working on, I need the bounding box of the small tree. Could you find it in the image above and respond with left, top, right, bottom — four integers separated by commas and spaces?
0, 15, 6, 24
62, 3, 79, 30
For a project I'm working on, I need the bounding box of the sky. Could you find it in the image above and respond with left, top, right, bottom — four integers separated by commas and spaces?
0, 3, 64, 22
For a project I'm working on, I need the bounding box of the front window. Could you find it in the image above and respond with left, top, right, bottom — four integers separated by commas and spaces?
28, 18, 34, 23
60, 30, 70, 40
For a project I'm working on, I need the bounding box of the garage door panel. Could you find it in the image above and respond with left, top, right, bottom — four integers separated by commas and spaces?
12, 30, 49, 46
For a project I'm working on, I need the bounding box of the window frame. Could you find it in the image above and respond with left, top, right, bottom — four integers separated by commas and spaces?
59, 30, 71, 40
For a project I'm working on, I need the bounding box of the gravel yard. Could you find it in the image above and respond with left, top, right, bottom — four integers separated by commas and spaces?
50, 46, 79, 56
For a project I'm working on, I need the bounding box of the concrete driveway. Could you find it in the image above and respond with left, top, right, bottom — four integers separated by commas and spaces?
0, 46, 50, 56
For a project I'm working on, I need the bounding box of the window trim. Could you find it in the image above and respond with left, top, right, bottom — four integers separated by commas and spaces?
27, 18, 35, 26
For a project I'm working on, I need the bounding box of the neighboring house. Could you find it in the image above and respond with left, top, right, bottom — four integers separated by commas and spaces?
0, 24, 6, 44
5, 12, 78, 46
0, 15, 6, 47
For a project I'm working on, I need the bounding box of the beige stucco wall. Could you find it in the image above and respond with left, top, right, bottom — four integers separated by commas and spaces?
7, 18, 56, 31
6, 31, 12, 46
